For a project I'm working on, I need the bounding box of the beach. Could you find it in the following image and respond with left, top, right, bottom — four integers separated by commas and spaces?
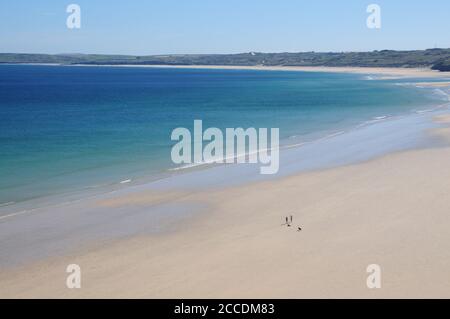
1, 66, 450, 298
79, 64, 450, 79
3, 0, 450, 303
1, 113, 450, 298
1, 111, 450, 298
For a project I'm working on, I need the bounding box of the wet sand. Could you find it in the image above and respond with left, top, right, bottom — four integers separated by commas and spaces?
1, 74, 450, 298
2, 111, 450, 298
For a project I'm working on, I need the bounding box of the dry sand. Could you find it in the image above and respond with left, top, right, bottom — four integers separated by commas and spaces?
416, 82, 450, 87
2, 116, 450, 298
81, 64, 450, 79
434, 114, 450, 124
2, 76, 450, 298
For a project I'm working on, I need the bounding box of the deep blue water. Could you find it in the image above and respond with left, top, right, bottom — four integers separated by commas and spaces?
0, 65, 443, 204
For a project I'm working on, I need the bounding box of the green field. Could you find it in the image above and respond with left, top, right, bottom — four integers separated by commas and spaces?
1, 49, 449, 71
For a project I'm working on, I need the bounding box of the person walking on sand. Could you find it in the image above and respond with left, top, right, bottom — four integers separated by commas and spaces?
290, 215, 293, 224
285, 216, 289, 225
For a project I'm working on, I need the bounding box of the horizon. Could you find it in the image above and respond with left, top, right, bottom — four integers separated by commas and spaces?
1, 0, 449, 55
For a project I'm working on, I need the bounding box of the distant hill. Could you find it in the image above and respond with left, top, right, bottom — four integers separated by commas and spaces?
1, 49, 450, 71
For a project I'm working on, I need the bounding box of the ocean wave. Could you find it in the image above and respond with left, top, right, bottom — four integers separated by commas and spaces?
432, 88, 450, 101
168, 144, 282, 172
169, 162, 207, 171
397, 82, 450, 101
414, 99, 450, 114
0, 201, 15, 207
415, 109, 434, 114
356, 115, 392, 128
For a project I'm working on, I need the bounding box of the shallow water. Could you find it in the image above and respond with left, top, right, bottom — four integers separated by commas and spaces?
0, 91, 448, 267
0, 64, 446, 207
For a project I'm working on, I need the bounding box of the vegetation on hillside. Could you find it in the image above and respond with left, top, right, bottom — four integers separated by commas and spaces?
1, 49, 450, 71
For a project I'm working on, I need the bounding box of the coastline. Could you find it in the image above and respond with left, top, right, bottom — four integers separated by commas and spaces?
3, 0, 450, 301
1, 95, 448, 218
2, 113, 450, 298
8, 62, 449, 79
72, 64, 450, 79
1, 64, 447, 212
1, 105, 450, 297
1, 68, 450, 298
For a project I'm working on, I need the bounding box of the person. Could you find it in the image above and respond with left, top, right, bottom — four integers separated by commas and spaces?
285, 216, 289, 225
290, 215, 293, 223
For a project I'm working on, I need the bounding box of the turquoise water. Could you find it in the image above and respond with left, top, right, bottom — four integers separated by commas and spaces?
0, 65, 444, 204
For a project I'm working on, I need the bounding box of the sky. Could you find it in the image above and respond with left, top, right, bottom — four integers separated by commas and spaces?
0, 0, 449, 55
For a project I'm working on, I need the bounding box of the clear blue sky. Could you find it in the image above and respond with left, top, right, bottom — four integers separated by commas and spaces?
0, 0, 449, 55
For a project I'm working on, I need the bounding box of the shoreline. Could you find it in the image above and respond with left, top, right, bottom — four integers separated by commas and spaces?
1, 98, 448, 219
2, 113, 450, 298
0, 68, 448, 214
1, 68, 450, 297
5, 63, 450, 79
79, 64, 450, 79
0, 102, 448, 266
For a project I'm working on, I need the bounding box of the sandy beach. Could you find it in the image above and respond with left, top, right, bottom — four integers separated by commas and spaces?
1, 109, 450, 298
1, 64, 450, 299
85, 64, 450, 79
3, 0, 450, 303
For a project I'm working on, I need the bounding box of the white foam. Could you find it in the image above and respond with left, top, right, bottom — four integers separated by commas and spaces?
0, 201, 15, 207
415, 109, 433, 114
168, 141, 284, 174
432, 88, 450, 101
356, 115, 393, 128
169, 163, 206, 171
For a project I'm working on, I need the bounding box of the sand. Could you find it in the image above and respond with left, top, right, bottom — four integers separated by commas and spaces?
1, 71, 450, 299
416, 82, 450, 87
77, 64, 450, 79
434, 114, 450, 124
2, 115, 450, 298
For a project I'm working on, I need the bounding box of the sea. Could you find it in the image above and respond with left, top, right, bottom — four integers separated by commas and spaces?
0, 64, 448, 208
